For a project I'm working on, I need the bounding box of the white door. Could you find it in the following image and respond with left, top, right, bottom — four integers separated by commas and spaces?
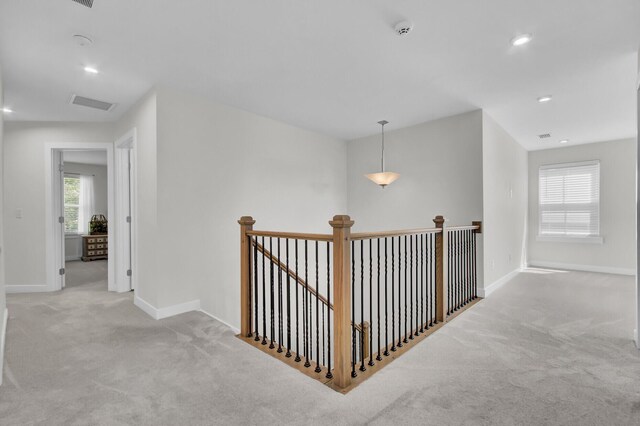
54, 150, 66, 289
115, 131, 136, 293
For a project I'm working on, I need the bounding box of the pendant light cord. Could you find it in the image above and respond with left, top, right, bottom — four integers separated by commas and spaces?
380, 122, 385, 172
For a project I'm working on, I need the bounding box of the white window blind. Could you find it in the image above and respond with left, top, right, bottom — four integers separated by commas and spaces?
538, 160, 600, 237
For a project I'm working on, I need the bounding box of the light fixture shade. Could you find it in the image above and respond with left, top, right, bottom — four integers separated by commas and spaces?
365, 171, 400, 188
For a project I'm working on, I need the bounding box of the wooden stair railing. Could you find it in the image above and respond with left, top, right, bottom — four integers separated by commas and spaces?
253, 240, 370, 358
238, 215, 482, 393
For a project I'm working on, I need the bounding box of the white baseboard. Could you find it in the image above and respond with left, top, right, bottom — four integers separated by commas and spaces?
1, 308, 8, 386
199, 308, 240, 334
5, 284, 51, 294
134, 295, 201, 320
157, 299, 201, 320
133, 295, 158, 319
479, 269, 521, 298
528, 260, 635, 276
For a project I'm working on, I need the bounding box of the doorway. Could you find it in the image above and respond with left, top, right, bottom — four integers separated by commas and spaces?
62, 149, 109, 289
44, 132, 137, 294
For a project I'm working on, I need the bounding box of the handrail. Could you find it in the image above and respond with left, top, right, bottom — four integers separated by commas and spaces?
253, 239, 366, 333
254, 240, 331, 307
247, 230, 332, 242
351, 227, 442, 240
446, 225, 480, 231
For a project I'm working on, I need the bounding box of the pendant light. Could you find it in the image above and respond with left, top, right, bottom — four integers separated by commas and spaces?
365, 120, 400, 188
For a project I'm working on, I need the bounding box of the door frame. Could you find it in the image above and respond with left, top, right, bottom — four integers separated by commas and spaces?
45, 142, 115, 292
114, 129, 138, 293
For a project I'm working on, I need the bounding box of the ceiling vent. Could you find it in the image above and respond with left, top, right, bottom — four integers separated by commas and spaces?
538, 133, 551, 139
69, 95, 116, 112
72, 0, 94, 8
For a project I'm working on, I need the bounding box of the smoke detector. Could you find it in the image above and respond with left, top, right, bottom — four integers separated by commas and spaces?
394, 20, 413, 36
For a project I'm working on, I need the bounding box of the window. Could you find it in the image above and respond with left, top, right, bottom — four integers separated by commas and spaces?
64, 176, 80, 233
538, 160, 600, 240
64, 174, 95, 234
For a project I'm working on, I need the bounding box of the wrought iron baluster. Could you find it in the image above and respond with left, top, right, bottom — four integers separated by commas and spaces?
285, 239, 291, 356
277, 238, 283, 353
409, 234, 414, 340
351, 240, 357, 378
391, 237, 396, 352
397, 236, 403, 348
472, 230, 477, 299
294, 240, 300, 361
304, 241, 310, 367
326, 242, 332, 379
360, 240, 366, 372
269, 237, 275, 349
447, 231, 452, 315
376, 238, 382, 361
315, 241, 321, 373
262, 236, 267, 345
414, 234, 419, 336
384, 237, 389, 356
254, 238, 259, 341
368, 239, 375, 366
420, 233, 424, 333
404, 235, 408, 344
465, 230, 470, 305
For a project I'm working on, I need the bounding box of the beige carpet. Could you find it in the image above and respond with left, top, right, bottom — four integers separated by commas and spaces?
64, 259, 108, 288
1, 269, 639, 425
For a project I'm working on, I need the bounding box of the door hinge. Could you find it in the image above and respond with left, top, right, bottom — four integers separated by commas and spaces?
126, 216, 131, 223
59, 164, 64, 172
58, 216, 65, 224
126, 269, 132, 277
59, 268, 65, 275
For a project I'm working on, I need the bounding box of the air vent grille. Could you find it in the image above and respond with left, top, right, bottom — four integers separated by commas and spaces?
72, 0, 94, 8
70, 95, 115, 112
538, 133, 551, 139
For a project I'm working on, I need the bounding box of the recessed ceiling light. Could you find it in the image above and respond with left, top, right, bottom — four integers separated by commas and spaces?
537, 95, 552, 103
559, 139, 569, 144
84, 66, 99, 74
511, 34, 533, 46
2, 107, 13, 113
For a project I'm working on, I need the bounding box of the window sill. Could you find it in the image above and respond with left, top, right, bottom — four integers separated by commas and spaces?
536, 235, 603, 244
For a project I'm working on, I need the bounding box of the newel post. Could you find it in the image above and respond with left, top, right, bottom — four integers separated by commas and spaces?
330, 214, 354, 389
433, 215, 448, 323
239, 216, 256, 337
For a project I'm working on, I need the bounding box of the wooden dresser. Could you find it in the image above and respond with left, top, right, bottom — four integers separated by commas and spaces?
81, 234, 108, 261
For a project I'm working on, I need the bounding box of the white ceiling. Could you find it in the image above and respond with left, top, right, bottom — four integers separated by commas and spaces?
1, 0, 638, 150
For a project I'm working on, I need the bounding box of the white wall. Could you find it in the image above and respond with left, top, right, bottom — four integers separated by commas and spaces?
114, 90, 158, 306
0, 66, 7, 385
482, 113, 528, 291
154, 87, 348, 326
3, 122, 114, 287
346, 110, 484, 286
528, 138, 636, 274
635, 52, 639, 348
